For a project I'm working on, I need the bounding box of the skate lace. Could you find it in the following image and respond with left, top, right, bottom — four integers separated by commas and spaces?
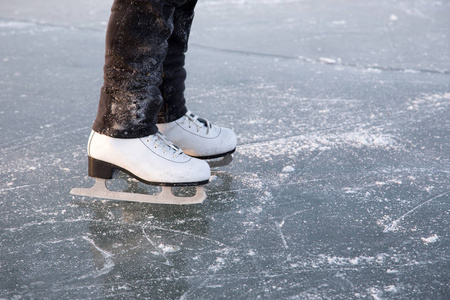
148, 132, 183, 158
182, 110, 212, 135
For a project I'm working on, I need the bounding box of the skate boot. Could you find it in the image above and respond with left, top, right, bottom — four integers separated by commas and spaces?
70, 131, 210, 204
157, 111, 237, 167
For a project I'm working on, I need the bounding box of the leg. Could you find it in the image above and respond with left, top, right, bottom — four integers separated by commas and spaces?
93, 0, 176, 138
158, 0, 198, 123
156, 0, 237, 161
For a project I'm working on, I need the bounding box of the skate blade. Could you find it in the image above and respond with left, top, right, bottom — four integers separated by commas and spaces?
70, 178, 206, 205
207, 153, 233, 168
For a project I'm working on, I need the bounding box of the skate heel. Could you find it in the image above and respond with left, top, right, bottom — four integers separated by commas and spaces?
88, 157, 114, 179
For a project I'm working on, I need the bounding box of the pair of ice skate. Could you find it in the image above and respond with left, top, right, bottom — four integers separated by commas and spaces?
71, 111, 236, 205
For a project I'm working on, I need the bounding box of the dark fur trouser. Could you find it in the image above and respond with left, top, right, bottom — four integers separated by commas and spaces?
92, 0, 198, 138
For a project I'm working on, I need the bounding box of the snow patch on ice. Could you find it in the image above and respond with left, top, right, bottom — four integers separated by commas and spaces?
331, 20, 347, 26
421, 234, 439, 244
0, 21, 34, 29
390, 14, 398, 21
367, 284, 400, 299
403, 69, 420, 74
318, 254, 386, 266
239, 130, 399, 159
375, 179, 402, 186
320, 57, 340, 65
158, 243, 180, 253
365, 68, 382, 73
407, 92, 450, 111
240, 172, 264, 189
343, 187, 360, 194
208, 257, 226, 272
384, 285, 398, 293
282, 166, 295, 173
368, 287, 384, 300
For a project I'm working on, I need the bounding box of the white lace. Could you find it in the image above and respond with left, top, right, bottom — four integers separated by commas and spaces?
181, 110, 212, 135
147, 132, 183, 158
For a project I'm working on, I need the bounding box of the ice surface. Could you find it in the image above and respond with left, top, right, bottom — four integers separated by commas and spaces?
1, 0, 449, 299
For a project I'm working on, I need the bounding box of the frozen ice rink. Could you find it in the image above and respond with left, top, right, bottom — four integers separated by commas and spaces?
1, 0, 449, 298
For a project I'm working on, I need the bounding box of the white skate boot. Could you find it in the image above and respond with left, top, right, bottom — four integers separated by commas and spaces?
70, 131, 210, 204
157, 111, 237, 167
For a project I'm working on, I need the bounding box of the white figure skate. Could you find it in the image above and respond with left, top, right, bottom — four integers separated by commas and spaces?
157, 111, 237, 167
70, 131, 210, 205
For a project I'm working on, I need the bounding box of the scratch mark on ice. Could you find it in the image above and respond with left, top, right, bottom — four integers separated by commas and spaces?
0, 183, 40, 193
148, 225, 236, 251
274, 220, 288, 249
384, 190, 450, 232
179, 277, 210, 300
273, 209, 312, 250
82, 236, 115, 278
142, 225, 173, 266
191, 43, 450, 74
281, 209, 310, 225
